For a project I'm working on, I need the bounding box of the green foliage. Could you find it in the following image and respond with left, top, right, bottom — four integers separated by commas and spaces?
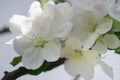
28, 61, 49, 75
105, 15, 120, 30
112, 18, 120, 30
10, 56, 22, 66
53, 0, 65, 4
115, 47, 120, 54
39, 0, 49, 7
115, 32, 120, 54
115, 32, 120, 39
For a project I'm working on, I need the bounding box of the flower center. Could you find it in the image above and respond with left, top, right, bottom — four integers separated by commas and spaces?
32, 35, 47, 48
84, 21, 97, 32
71, 50, 83, 61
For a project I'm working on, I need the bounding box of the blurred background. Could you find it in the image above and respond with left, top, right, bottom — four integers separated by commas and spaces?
0, 0, 120, 80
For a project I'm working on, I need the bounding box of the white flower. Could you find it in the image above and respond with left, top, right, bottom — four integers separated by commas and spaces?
70, 10, 113, 50
43, 1, 73, 38
101, 34, 120, 49
68, 0, 120, 21
9, 1, 42, 35
9, 1, 73, 69
61, 37, 113, 80
9, 1, 73, 39
13, 15, 61, 69
92, 0, 120, 21
92, 34, 120, 55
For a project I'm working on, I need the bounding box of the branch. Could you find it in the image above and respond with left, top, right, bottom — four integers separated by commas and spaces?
73, 75, 80, 80
0, 27, 10, 35
1, 58, 65, 80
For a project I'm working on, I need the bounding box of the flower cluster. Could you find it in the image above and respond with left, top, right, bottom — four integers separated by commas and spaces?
9, 0, 120, 80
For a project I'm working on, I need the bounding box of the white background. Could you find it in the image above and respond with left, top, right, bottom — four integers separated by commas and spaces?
0, 0, 120, 80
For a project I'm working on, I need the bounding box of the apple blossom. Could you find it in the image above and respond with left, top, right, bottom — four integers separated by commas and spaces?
69, 10, 113, 50
61, 37, 113, 80
9, 1, 73, 69
9, 1, 42, 35
92, 34, 120, 55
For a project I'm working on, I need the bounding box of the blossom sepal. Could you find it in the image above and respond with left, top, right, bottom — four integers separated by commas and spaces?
28, 61, 49, 75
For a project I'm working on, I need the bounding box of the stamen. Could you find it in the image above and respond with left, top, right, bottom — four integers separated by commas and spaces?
32, 35, 45, 48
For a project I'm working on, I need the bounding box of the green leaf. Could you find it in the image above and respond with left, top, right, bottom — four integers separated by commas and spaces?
114, 32, 120, 54
115, 32, 120, 39
115, 47, 120, 54
112, 18, 120, 30
10, 56, 22, 66
53, 0, 65, 4
39, 0, 49, 7
28, 61, 49, 75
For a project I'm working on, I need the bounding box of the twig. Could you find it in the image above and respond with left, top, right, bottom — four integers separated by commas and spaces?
0, 27, 10, 35
1, 58, 65, 80
74, 75, 80, 80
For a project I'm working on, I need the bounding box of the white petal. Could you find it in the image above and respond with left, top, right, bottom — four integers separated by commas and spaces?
57, 21, 73, 38
21, 18, 33, 35
61, 47, 74, 58
92, 42, 107, 54
28, 1, 42, 18
44, 20, 58, 40
41, 42, 61, 62
9, 15, 27, 34
14, 36, 33, 55
102, 34, 120, 49
43, 0, 55, 20
56, 2, 72, 17
65, 37, 82, 50
32, 16, 52, 37
44, 1, 66, 25
64, 59, 82, 76
96, 18, 113, 34
94, 4, 108, 16
98, 60, 113, 79
32, 15, 58, 40
64, 50, 96, 79
83, 33, 99, 50
109, 1, 120, 21
22, 47, 44, 69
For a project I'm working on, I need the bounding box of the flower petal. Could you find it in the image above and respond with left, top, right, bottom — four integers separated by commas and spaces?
109, 0, 120, 21
43, 0, 55, 20
41, 42, 61, 62
93, 4, 108, 16
65, 37, 82, 50
61, 47, 74, 58
43, 20, 58, 41
102, 34, 120, 49
22, 46, 44, 69
83, 33, 99, 50
56, 2, 72, 17
28, 1, 42, 18
92, 42, 107, 54
9, 15, 27, 34
44, 1, 66, 25
14, 36, 33, 55
64, 50, 96, 80
21, 18, 33, 35
32, 16, 52, 37
57, 21, 73, 38
98, 60, 113, 79
64, 59, 82, 76
96, 18, 113, 34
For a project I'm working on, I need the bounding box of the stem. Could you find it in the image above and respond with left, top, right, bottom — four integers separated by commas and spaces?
1, 58, 65, 80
